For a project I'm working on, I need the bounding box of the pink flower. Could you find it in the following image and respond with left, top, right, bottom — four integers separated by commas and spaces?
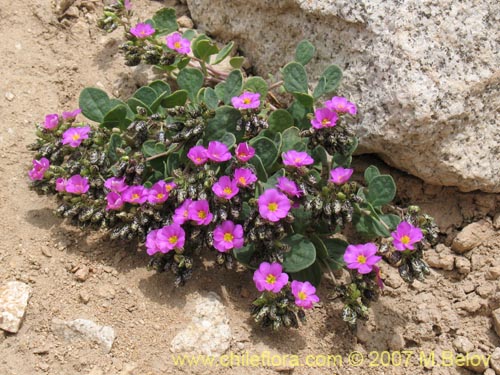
276, 176, 302, 198
329, 167, 354, 185
28, 158, 50, 181
130, 23, 155, 39
122, 185, 148, 205
291, 281, 320, 309
173, 199, 193, 225
344, 243, 381, 274
253, 262, 289, 293
43, 114, 60, 130
148, 180, 169, 204
311, 107, 338, 129
391, 221, 424, 251
187, 145, 208, 166
213, 220, 244, 252
231, 91, 261, 109
282, 150, 314, 167
325, 96, 357, 115
165, 182, 177, 192
65, 175, 90, 195
235, 142, 255, 162
207, 141, 231, 162
166, 32, 191, 54
104, 177, 128, 193
156, 224, 185, 251
62, 126, 90, 148
234, 168, 257, 187
124, 0, 132, 10
55, 178, 67, 192
106, 192, 124, 211
62, 108, 82, 121
258, 189, 291, 222
212, 176, 239, 199
188, 200, 213, 225
145, 229, 162, 256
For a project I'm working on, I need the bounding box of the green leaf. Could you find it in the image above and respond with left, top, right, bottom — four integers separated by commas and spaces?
192, 39, 219, 62
290, 260, 322, 287
222, 70, 243, 104
281, 62, 308, 93
291, 208, 312, 234
108, 134, 123, 163
133, 86, 157, 108
293, 92, 314, 108
353, 212, 390, 238
282, 234, 316, 273
380, 214, 401, 231
161, 90, 188, 108
261, 168, 284, 190
310, 234, 348, 269
249, 137, 278, 170
204, 106, 242, 142
233, 244, 256, 269
295, 40, 315, 66
127, 97, 151, 115
152, 8, 178, 34
102, 105, 130, 130
249, 155, 268, 182
149, 80, 171, 97
311, 145, 328, 168
281, 127, 302, 152
229, 56, 244, 69
366, 175, 396, 207
219, 132, 236, 149
177, 68, 204, 102
243, 77, 268, 100
332, 153, 352, 168
287, 101, 312, 130
176, 57, 191, 70
313, 65, 343, 98
364, 165, 380, 184
141, 140, 158, 157
79, 88, 115, 123
268, 109, 293, 133
182, 29, 196, 40
204, 87, 219, 110
213, 41, 234, 65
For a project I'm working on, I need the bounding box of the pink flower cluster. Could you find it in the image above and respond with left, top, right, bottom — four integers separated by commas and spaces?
329, 167, 354, 185
310, 96, 357, 129
62, 126, 91, 148
391, 221, 423, 251
28, 158, 50, 181
146, 224, 185, 255
188, 141, 256, 166
343, 243, 381, 274
166, 32, 191, 54
253, 262, 319, 309
231, 91, 260, 110
56, 175, 90, 195
212, 168, 257, 200
258, 189, 291, 222
130, 23, 155, 39
105, 178, 175, 211
172, 199, 213, 226
42, 108, 81, 131
213, 220, 244, 252
282, 150, 314, 168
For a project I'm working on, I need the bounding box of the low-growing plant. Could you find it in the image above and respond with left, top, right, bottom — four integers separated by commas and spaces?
28, 2, 439, 330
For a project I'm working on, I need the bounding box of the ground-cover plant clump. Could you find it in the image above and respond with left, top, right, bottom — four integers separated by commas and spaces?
28, 2, 439, 330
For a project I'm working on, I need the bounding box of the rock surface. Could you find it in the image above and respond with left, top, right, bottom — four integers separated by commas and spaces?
51, 318, 115, 354
186, 0, 500, 192
0, 281, 32, 333
170, 292, 231, 356
452, 221, 493, 254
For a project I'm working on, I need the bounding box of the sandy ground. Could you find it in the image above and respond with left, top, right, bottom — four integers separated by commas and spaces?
1, 1, 500, 374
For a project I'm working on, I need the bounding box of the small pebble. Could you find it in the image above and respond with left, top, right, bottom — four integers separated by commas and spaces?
5, 92, 15, 101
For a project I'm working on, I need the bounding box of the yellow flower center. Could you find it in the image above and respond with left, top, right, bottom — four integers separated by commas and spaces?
183, 210, 188, 218
268, 202, 278, 212
156, 193, 164, 199
266, 274, 276, 284
166, 185, 173, 192
196, 157, 202, 162
298, 291, 307, 300
132, 193, 139, 200
238, 177, 247, 185
321, 118, 330, 126
198, 210, 207, 219
401, 235, 410, 244
223, 233, 234, 242
168, 236, 178, 244
223, 187, 233, 195
357, 255, 367, 264
174, 41, 181, 49
72, 134, 80, 141
238, 152, 247, 158
294, 157, 301, 163
243, 98, 251, 104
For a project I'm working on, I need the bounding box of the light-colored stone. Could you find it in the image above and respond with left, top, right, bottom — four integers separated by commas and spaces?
426, 247, 455, 271
79, 291, 90, 304
476, 283, 495, 298
170, 292, 231, 356
74, 266, 90, 282
452, 221, 493, 253
4, 92, 15, 101
388, 331, 405, 351
0, 281, 32, 333
455, 257, 471, 275
484, 369, 495, 375
487, 267, 500, 281
493, 213, 500, 230
177, 15, 194, 29
490, 347, 500, 374
453, 336, 474, 354
51, 318, 115, 353
463, 352, 490, 373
